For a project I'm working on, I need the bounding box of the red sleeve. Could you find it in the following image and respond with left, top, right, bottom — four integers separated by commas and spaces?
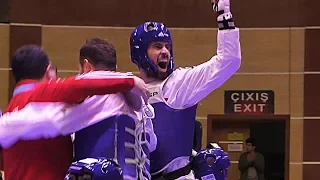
30, 76, 135, 103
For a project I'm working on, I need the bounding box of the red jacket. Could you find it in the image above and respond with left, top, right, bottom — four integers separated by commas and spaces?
2, 74, 134, 180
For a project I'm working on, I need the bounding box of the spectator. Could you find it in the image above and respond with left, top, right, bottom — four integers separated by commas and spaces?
238, 137, 265, 180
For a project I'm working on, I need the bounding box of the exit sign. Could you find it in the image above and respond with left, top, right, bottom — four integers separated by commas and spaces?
224, 90, 275, 114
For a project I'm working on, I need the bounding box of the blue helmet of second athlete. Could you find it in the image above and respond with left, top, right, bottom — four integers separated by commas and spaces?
130, 22, 174, 80
64, 157, 123, 180
192, 143, 231, 180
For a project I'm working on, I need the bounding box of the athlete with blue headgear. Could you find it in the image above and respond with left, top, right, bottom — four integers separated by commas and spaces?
64, 157, 123, 180
129, 0, 241, 179
191, 143, 231, 180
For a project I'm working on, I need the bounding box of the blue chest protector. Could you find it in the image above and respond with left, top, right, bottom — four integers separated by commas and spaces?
74, 114, 148, 179
150, 102, 197, 173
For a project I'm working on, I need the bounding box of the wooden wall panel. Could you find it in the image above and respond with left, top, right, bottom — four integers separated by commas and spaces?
303, 120, 320, 161
10, 0, 42, 24
170, 29, 217, 69
303, 28, 320, 179
304, 29, 320, 72
290, 29, 304, 72
9, 25, 42, 100
289, 0, 305, 27
290, 164, 303, 180
0, 24, 10, 68
173, 29, 300, 73
232, 0, 304, 27
41, 0, 213, 27
0, 0, 9, 23
0, 71, 10, 111
0, 23, 9, 173
289, 119, 303, 162
8, 0, 306, 27
305, 0, 320, 26
0, 24, 10, 109
238, 29, 291, 72
9, 0, 301, 28
227, 164, 241, 180
303, 165, 320, 180
303, 27, 320, 179
57, 72, 79, 78
43, 27, 303, 75
196, 75, 290, 116
197, 74, 303, 118
171, 29, 294, 73
42, 26, 137, 72
289, 75, 304, 117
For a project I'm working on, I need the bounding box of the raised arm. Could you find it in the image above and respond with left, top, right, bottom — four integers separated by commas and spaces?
164, 0, 241, 108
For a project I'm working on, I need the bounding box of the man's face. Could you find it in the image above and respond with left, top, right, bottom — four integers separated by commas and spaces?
246, 143, 255, 152
147, 41, 171, 80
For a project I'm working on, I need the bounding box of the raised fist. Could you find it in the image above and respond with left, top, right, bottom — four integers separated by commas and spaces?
211, 0, 230, 13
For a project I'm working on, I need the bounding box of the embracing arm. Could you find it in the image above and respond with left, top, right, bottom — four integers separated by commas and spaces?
30, 71, 137, 103
0, 95, 123, 149
0, 72, 148, 148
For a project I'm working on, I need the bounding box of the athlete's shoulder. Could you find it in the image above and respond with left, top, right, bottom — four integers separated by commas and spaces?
6, 91, 34, 112
165, 66, 196, 81
173, 66, 197, 73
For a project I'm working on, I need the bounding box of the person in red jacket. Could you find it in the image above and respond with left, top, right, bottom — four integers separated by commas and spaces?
2, 44, 149, 180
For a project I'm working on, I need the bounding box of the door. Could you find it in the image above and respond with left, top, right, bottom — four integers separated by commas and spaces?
207, 115, 289, 180
250, 121, 286, 180
209, 120, 250, 180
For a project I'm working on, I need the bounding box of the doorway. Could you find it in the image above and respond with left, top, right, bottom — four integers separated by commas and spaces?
207, 114, 290, 180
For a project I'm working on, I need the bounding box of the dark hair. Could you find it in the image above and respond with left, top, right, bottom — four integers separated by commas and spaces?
245, 137, 257, 146
11, 45, 49, 82
79, 38, 117, 71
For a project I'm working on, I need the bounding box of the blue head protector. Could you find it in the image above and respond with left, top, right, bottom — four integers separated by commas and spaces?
192, 148, 217, 179
192, 143, 231, 180
64, 157, 123, 180
130, 22, 174, 78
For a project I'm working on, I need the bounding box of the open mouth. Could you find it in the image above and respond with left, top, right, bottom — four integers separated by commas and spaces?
158, 61, 167, 69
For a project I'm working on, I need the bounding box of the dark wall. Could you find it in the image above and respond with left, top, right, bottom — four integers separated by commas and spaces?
10, 0, 307, 27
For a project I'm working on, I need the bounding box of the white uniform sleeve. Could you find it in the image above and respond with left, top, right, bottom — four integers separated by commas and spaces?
0, 95, 130, 149
164, 28, 241, 109
0, 102, 72, 149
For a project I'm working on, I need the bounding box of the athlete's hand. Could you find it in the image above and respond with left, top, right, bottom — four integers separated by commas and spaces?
211, 0, 230, 13
131, 76, 150, 104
